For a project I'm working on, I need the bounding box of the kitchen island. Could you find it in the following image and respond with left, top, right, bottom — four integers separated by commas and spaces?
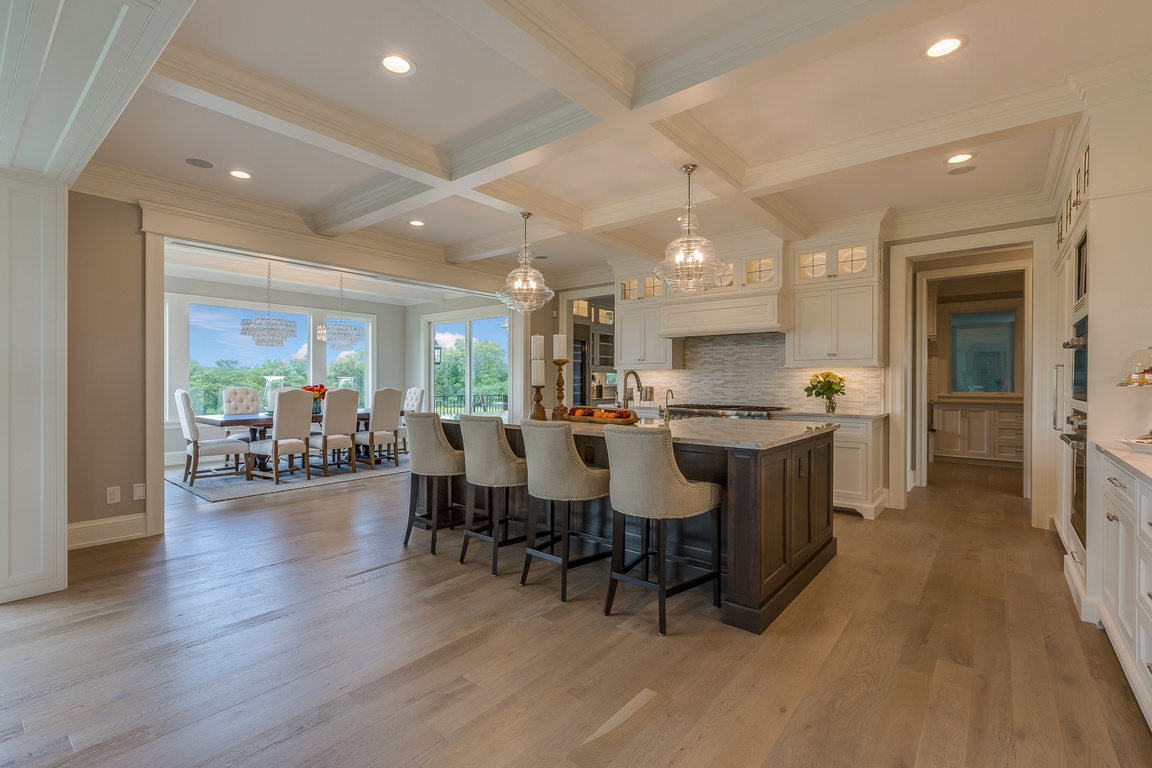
439, 417, 838, 634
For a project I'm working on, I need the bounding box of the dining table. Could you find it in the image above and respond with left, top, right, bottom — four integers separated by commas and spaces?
194, 410, 381, 471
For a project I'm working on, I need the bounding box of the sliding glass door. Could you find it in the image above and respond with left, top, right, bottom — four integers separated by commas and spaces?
432, 314, 508, 417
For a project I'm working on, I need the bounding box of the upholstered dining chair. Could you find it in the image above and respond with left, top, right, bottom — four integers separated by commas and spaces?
601, 425, 722, 636
518, 419, 612, 602
396, 387, 425, 456
174, 389, 252, 486
404, 412, 466, 554
355, 387, 402, 468
308, 388, 358, 476
221, 386, 259, 469
249, 388, 312, 484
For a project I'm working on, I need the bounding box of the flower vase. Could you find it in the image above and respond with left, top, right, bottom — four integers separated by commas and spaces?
313, 398, 323, 415
824, 399, 837, 414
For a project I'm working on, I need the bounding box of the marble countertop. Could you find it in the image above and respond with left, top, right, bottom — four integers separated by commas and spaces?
774, 411, 889, 420
1096, 440, 1152, 486
498, 416, 839, 451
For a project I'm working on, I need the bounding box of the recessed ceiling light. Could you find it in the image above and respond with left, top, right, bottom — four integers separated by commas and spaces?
948, 165, 977, 176
948, 153, 974, 164
185, 158, 213, 168
923, 36, 968, 58
229, 170, 252, 179
381, 54, 415, 75
408, 220, 424, 227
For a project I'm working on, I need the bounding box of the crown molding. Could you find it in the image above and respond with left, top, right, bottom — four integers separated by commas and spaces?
597, 229, 665, 263
449, 100, 599, 179
1069, 50, 1152, 107
887, 192, 1053, 242
150, 42, 451, 182
583, 183, 717, 232
546, 264, 615, 291
310, 177, 435, 237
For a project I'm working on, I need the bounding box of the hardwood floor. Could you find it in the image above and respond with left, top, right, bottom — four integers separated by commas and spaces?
2, 463, 1151, 767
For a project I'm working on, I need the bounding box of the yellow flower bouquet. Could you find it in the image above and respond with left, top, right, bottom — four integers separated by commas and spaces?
804, 371, 846, 413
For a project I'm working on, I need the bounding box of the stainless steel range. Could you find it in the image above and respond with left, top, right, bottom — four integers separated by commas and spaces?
665, 403, 790, 420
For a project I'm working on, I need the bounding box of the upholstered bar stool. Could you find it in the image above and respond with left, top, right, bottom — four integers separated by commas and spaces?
308, 388, 358, 476
457, 414, 528, 575
601, 425, 722, 636
404, 412, 466, 554
518, 420, 612, 602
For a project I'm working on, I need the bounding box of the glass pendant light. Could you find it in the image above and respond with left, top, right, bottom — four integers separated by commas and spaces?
496, 211, 554, 314
315, 273, 365, 351
240, 263, 296, 347
653, 164, 728, 296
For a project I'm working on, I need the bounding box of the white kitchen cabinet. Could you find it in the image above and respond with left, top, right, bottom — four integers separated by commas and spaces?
615, 306, 682, 370
773, 413, 888, 519
791, 242, 875, 285
1103, 481, 1137, 652
932, 405, 995, 460
738, 252, 782, 291
786, 284, 878, 366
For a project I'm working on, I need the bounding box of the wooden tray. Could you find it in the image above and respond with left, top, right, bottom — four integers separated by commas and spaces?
559, 409, 640, 426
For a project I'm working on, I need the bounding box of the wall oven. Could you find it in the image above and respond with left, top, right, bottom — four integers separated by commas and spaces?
1063, 316, 1087, 403
1061, 409, 1087, 549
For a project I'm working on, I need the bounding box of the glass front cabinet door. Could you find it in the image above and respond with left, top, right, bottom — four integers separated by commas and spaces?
793, 242, 874, 283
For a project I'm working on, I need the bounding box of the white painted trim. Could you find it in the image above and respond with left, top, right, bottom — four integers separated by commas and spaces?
68, 513, 149, 550
420, 306, 517, 420
146, 233, 166, 537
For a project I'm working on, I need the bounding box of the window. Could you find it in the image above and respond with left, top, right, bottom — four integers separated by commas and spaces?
799, 251, 826, 279
324, 318, 368, 406
837, 246, 867, 274
745, 258, 774, 285
950, 310, 1015, 393
187, 304, 309, 414
432, 314, 509, 417
598, 308, 614, 326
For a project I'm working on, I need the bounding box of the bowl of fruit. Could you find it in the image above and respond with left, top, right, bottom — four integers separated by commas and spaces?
559, 407, 640, 425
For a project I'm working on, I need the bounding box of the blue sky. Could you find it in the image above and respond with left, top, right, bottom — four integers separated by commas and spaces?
188, 304, 363, 367
433, 315, 509, 352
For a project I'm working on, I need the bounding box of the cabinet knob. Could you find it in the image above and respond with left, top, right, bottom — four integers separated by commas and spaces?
1107, 512, 1120, 522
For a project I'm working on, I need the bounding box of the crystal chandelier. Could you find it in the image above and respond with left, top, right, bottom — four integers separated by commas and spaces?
316, 273, 365, 350
241, 263, 296, 347
496, 211, 554, 314
652, 164, 728, 296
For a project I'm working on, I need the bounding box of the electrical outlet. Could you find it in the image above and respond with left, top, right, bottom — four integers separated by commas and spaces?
106, 486, 121, 504
132, 483, 146, 501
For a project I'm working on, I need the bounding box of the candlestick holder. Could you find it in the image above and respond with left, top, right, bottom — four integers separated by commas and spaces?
529, 385, 548, 420
551, 359, 569, 421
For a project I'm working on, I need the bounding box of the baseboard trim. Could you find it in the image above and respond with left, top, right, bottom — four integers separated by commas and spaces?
834, 489, 889, 520
68, 513, 149, 550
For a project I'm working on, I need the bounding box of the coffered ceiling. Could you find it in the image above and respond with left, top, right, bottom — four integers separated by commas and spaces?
83, 0, 1152, 284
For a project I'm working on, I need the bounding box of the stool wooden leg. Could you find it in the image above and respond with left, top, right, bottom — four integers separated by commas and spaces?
490, 486, 500, 576
519, 495, 540, 587
712, 507, 722, 607
430, 477, 440, 555
459, 482, 476, 564
640, 518, 651, 581
559, 501, 571, 602
404, 473, 420, 547
547, 501, 556, 554
604, 510, 626, 616
656, 518, 668, 637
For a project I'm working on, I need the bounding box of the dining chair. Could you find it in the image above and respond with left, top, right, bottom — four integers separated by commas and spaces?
355, 387, 403, 468
601, 425, 722, 636
308, 388, 358, 476
221, 386, 259, 469
174, 389, 252, 486
249, 388, 312, 484
396, 387, 425, 456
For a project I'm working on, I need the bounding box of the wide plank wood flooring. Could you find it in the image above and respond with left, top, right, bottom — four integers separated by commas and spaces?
2, 463, 1151, 767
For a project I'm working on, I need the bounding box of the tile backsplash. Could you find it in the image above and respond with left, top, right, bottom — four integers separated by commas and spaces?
628, 332, 885, 414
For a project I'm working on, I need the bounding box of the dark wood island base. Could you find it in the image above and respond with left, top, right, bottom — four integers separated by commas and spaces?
439, 418, 838, 635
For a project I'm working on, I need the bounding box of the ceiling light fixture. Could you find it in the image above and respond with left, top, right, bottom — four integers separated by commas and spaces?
947, 153, 973, 164
496, 212, 554, 315
241, 263, 296, 347
652, 164, 727, 296
409, 220, 424, 227
316, 273, 365, 351
185, 158, 213, 168
381, 54, 415, 75
229, 170, 252, 179
923, 36, 968, 58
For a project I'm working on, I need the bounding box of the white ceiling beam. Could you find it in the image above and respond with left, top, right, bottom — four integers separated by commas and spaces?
472, 178, 584, 231
444, 221, 568, 264
650, 113, 748, 191
311, 179, 437, 237
594, 229, 667, 263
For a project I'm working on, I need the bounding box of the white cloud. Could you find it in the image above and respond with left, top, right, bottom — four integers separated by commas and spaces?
336, 349, 357, 360
435, 331, 465, 348
290, 342, 308, 360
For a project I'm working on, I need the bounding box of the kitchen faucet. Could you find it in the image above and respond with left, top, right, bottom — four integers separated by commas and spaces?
621, 369, 643, 412
661, 388, 675, 425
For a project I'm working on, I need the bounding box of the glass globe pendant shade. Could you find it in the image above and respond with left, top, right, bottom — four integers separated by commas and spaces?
652, 164, 728, 296
496, 212, 554, 315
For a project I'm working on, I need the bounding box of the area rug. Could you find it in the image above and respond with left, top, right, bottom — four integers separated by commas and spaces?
165, 456, 410, 502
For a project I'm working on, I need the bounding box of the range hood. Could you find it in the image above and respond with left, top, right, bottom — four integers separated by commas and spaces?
658, 292, 787, 338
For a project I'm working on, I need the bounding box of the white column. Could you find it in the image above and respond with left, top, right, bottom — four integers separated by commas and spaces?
0, 170, 68, 602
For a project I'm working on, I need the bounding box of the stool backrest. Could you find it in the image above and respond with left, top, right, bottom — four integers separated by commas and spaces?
320, 387, 359, 436
174, 388, 200, 442
369, 388, 403, 433
222, 387, 260, 415
602, 426, 698, 518
271, 388, 313, 441
405, 412, 464, 476
459, 414, 524, 487
519, 420, 599, 501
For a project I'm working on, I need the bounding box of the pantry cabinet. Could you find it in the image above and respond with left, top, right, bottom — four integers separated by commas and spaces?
933, 403, 1022, 463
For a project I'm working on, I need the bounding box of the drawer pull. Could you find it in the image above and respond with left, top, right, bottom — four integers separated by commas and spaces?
1108, 477, 1128, 490
1107, 513, 1120, 522
1070, 550, 1083, 564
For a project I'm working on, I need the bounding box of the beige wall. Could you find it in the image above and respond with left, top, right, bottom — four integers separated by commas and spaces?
68, 193, 147, 523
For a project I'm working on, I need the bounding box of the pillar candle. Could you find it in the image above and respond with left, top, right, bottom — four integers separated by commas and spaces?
531, 359, 545, 387
531, 334, 544, 359
553, 333, 567, 360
